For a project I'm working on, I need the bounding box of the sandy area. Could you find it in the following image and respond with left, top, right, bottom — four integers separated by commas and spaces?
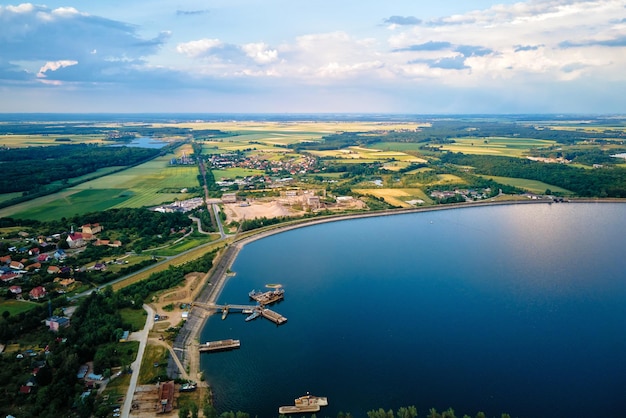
223, 200, 301, 223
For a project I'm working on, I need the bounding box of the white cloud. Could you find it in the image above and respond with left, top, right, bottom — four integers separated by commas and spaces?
37, 60, 78, 78
242, 42, 278, 64
176, 39, 223, 58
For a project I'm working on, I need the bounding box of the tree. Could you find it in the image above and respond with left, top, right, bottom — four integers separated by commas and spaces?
203, 404, 218, 418
178, 405, 189, 418
190, 402, 199, 418
1, 311, 9, 320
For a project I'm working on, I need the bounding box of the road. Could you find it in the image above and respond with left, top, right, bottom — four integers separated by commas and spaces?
121, 304, 154, 418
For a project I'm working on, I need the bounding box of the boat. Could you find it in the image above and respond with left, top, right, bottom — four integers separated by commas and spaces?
199, 339, 240, 353
245, 311, 260, 322
278, 393, 328, 414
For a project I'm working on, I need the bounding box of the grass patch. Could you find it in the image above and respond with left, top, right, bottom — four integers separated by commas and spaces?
151, 235, 217, 256
212, 167, 265, 179
138, 343, 169, 384
483, 175, 574, 195
120, 308, 147, 332
0, 300, 39, 316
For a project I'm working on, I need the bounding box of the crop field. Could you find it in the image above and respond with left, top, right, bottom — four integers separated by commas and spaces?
160, 121, 425, 134
353, 187, 433, 207
483, 175, 574, 195
0, 134, 106, 148
1, 155, 199, 220
439, 136, 555, 157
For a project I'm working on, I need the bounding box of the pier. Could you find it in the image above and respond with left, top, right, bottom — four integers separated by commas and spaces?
249, 288, 285, 305
199, 339, 241, 353
261, 308, 287, 325
193, 293, 288, 325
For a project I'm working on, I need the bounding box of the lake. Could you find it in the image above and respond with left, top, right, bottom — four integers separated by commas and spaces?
200, 202, 626, 418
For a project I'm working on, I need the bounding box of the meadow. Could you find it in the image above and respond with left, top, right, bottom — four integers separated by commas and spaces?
0, 300, 40, 316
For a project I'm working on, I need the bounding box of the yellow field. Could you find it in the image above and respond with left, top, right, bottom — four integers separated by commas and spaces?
353, 188, 433, 207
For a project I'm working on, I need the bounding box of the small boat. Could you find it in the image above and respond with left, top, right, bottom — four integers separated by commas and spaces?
245, 311, 260, 322
278, 393, 328, 414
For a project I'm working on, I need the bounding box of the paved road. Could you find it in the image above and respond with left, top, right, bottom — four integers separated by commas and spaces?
121, 304, 154, 418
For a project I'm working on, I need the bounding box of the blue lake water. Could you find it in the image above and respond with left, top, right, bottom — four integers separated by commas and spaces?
200, 203, 626, 418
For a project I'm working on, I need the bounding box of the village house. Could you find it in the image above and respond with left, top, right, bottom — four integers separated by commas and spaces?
25, 262, 41, 271
47, 265, 60, 275
9, 260, 24, 270
1, 272, 20, 282
37, 254, 51, 262
9, 285, 22, 295
81, 223, 102, 234
28, 248, 40, 256
45, 316, 70, 332
0, 255, 11, 264
66, 232, 86, 249
29, 286, 47, 300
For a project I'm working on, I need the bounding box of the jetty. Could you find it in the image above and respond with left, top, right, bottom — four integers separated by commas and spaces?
249, 288, 284, 305
193, 289, 288, 325
199, 339, 240, 353
261, 308, 287, 325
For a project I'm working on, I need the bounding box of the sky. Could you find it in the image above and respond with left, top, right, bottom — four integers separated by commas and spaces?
1, 0, 626, 114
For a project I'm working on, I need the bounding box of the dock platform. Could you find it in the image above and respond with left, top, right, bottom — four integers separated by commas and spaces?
199, 339, 241, 353
249, 288, 284, 305
261, 308, 287, 325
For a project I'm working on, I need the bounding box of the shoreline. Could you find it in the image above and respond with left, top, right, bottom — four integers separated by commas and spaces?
172, 198, 625, 395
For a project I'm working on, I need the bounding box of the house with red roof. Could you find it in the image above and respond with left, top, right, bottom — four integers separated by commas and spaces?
0, 255, 11, 264
28, 248, 40, 256
9, 285, 22, 294
66, 233, 86, 248
37, 254, 51, 262
25, 262, 41, 271
29, 286, 47, 300
1, 272, 20, 282
9, 260, 24, 270
47, 265, 60, 275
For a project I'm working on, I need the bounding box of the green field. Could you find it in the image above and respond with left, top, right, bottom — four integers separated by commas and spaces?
0, 300, 40, 316
0, 155, 200, 220
440, 137, 555, 157
120, 308, 147, 331
484, 175, 574, 195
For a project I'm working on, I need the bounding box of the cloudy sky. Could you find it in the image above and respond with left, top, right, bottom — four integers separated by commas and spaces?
1, 0, 625, 113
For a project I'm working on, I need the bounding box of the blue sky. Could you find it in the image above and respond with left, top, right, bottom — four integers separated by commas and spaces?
1, 0, 625, 113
